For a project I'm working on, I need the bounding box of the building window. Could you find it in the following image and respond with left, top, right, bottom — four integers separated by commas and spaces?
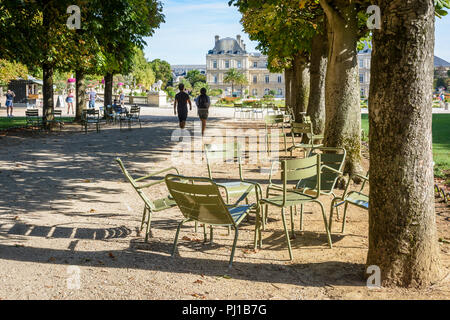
359, 59, 364, 68
252, 89, 258, 96
361, 88, 365, 97
225, 60, 230, 68
213, 60, 217, 69
359, 74, 364, 83
265, 75, 270, 84
253, 75, 257, 84
264, 88, 270, 95
253, 61, 258, 68
213, 75, 218, 84
237, 60, 242, 69
278, 75, 282, 83
277, 88, 283, 96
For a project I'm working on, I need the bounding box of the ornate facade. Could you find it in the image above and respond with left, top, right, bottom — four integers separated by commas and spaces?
206, 35, 285, 98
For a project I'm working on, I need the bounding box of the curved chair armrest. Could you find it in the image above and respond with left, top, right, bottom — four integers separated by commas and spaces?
135, 167, 180, 182
321, 164, 343, 176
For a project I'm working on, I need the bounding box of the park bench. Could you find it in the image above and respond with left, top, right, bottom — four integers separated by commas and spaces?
81, 109, 100, 133
26, 109, 42, 130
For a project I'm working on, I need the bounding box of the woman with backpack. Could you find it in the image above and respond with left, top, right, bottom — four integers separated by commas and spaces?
195, 88, 210, 136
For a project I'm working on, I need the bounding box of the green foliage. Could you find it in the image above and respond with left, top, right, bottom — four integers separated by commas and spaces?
231, 0, 323, 72
436, 77, 447, 89
150, 59, 173, 88
185, 70, 206, 87
435, 0, 450, 18
131, 48, 155, 90
223, 68, 246, 89
0, 59, 28, 85
192, 81, 210, 97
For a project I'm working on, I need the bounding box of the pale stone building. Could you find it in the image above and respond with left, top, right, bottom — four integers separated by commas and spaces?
206, 35, 285, 98
358, 48, 372, 99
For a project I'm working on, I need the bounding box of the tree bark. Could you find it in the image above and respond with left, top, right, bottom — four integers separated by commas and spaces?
75, 69, 85, 122
104, 72, 114, 108
285, 67, 293, 110
292, 53, 310, 122
366, 0, 441, 287
42, 63, 54, 128
307, 25, 328, 135
320, 0, 362, 175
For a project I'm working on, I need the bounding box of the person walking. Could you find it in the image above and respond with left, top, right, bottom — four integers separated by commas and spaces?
88, 88, 97, 109
66, 89, 75, 114
195, 88, 210, 136
174, 83, 192, 129
5, 90, 15, 118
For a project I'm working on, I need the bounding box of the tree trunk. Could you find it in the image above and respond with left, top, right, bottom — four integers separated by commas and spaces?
292, 53, 310, 122
307, 25, 328, 135
104, 72, 113, 108
42, 63, 54, 128
320, 0, 362, 175
75, 70, 85, 122
366, 0, 441, 287
285, 67, 293, 110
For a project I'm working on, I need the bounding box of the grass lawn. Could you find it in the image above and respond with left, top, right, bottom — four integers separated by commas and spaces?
361, 114, 450, 181
0, 117, 75, 130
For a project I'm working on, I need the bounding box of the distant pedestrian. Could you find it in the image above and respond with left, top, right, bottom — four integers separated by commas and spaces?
5, 89, 15, 118
66, 89, 75, 114
88, 88, 97, 109
195, 88, 210, 136
119, 91, 125, 107
174, 83, 192, 129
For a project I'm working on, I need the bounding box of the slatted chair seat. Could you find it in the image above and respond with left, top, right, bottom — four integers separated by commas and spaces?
166, 174, 261, 268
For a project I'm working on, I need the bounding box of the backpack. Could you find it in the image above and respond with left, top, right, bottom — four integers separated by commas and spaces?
197, 95, 209, 109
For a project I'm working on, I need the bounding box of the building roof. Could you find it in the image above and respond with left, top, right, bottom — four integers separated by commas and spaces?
209, 37, 246, 55
434, 56, 450, 67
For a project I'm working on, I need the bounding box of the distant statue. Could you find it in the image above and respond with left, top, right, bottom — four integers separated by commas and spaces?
151, 80, 163, 92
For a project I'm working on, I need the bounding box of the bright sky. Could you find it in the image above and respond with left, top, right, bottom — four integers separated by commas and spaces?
144, 0, 450, 65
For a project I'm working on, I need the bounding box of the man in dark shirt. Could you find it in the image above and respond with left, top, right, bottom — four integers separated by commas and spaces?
174, 83, 192, 129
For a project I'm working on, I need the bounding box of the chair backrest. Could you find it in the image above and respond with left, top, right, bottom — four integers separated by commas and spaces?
53, 110, 62, 117
281, 154, 321, 199
26, 109, 39, 117
130, 106, 140, 117
165, 174, 235, 226
290, 122, 313, 135
297, 147, 346, 193
204, 142, 243, 179
265, 114, 284, 125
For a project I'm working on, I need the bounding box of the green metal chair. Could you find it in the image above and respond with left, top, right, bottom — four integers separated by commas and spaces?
294, 147, 346, 231
264, 114, 288, 155
303, 115, 325, 141
261, 154, 332, 260
165, 174, 262, 268
204, 142, 263, 204
287, 122, 323, 157
115, 158, 179, 242
329, 172, 369, 233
